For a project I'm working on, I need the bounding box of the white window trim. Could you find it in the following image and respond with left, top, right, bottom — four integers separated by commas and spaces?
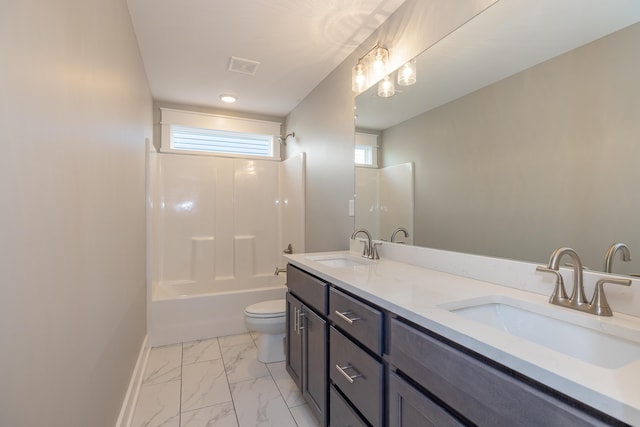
355, 132, 379, 168
160, 108, 282, 160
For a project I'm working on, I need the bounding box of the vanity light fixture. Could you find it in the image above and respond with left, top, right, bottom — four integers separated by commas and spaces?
369, 46, 389, 85
352, 62, 367, 93
397, 58, 417, 86
220, 94, 237, 103
351, 43, 389, 93
378, 75, 395, 97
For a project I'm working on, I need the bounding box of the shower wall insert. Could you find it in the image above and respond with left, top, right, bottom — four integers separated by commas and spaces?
148, 150, 305, 346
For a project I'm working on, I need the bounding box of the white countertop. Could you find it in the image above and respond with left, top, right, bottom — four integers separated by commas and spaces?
284, 250, 640, 425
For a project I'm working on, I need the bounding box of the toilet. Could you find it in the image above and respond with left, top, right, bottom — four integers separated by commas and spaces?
244, 299, 287, 363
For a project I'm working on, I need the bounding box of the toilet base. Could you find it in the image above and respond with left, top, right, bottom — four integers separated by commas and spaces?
256, 332, 285, 363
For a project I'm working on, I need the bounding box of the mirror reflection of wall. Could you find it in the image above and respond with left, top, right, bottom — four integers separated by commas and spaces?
355, 1, 640, 276
380, 23, 640, 274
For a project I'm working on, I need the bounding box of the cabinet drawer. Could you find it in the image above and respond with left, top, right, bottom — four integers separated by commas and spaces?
329, 385, 367, 427
330, 326, 383, 427
287, 264, 327, 315
388, 371, 464, 427
329, 287, 383, 355
389, 318, 610, 427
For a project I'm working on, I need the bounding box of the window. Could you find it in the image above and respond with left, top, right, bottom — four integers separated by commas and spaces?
355, 132, 378, 167
160, 108, 282, 160
171, 126, 273, 157
355, 144, 373, 165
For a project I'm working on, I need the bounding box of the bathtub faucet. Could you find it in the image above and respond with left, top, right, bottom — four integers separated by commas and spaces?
274, 267, 287, 276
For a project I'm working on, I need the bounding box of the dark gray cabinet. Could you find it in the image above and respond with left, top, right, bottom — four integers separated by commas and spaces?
285, 292, 303, 387
328, 286, 385, 426
285, 265, 328, 426
330, 385, 367, 427
302, 304, 327, 421
287, 263, 625, 427
388, 318, 613, 427
329, 287, 383, 355
330, 326, 383, 426
388, 371, 464, 427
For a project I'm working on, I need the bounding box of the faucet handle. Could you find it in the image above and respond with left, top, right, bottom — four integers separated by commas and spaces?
356, 239, 369, 258
371, 242, 382, 260
589, 277, 632, 316
536, 266, 568, 302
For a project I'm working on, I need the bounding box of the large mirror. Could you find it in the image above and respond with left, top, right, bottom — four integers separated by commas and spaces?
355, 0, 640, 276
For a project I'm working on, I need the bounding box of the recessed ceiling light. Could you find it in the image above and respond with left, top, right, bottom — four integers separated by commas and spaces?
220, 94, 237, 103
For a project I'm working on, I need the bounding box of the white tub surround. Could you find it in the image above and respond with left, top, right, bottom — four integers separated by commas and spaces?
148, 149, 305, 346
285, 246, 640, 425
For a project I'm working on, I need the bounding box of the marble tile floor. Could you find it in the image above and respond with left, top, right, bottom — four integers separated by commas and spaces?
132, 332, 322, 427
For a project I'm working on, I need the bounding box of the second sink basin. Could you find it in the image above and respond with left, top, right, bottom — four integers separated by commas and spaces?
442, 296, 640, 369
306, 254, 369, 268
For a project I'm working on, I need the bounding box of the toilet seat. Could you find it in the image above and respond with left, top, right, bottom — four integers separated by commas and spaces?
244, 299, 286, 318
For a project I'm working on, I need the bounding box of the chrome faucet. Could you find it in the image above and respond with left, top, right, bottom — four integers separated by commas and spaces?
390, 227, 409, 243
604, 242, 631, 273
548, 247, 587, 306
537, 247, 631, 316
351, 228, 379, 259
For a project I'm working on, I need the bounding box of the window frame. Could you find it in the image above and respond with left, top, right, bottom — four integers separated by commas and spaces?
160, 108, 282, 160
355, 132, 379, 168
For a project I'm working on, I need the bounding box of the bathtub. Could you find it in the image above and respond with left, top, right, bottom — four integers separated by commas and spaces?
148, 275, 287, 347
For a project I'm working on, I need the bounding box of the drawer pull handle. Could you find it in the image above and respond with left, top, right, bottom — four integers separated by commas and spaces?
334, 310, 361, 324
335, 364, 362, 384
297, 311, 306, 332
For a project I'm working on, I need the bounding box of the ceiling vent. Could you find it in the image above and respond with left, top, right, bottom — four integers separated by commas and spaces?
228, 56, 260, 75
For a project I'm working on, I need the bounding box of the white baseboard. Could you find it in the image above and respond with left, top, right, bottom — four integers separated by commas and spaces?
115, 334, 150, 427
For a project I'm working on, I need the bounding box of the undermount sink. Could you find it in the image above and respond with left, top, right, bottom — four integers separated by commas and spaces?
442, 296, 640, 369
306, 254, 369, 268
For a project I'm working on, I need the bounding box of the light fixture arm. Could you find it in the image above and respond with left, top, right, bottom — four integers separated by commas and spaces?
356, 42, 384, 64
352, 42, 390, 93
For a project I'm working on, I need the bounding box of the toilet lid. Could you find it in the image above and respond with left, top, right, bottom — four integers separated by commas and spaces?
244, 299, 286, 318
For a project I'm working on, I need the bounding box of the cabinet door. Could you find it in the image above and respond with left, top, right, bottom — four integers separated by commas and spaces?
285, 292, 302, 388
302, 305, 328, 426
330, 327, 383, 427
388, 371, 464, 427
389, 318, 611, 427
287, 264, 328, 314
329, 287, 383, 355
330, 385, 367, 427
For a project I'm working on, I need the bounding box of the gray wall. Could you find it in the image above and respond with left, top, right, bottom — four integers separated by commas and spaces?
0, 0, 152, 426
381, 22, 640, 272
286, 0, 495, 252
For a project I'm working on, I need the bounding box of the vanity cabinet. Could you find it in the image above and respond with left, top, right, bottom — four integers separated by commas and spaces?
286, 263, 626, 427
388, 371, 464, 427
329, 287, 383, 355
329, 384, 367, 427
388, 317, 614, 427
285, 265, 328, 426
329, 287, 385, 427
330, 326, 383, 426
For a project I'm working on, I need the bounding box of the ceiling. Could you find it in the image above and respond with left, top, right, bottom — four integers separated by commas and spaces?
127, 0, 406, 117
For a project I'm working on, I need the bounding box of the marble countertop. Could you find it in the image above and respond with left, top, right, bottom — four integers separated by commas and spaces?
284, 250, 640, 425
